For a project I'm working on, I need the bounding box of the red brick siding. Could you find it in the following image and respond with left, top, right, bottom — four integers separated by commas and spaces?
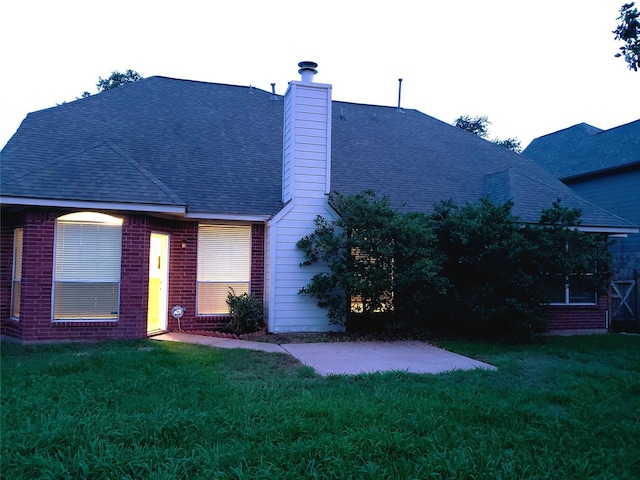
5, 211, 157, 342
167, 223, 266, 332
1, 213, 281, 341
547, 295, 609, 331
2, 209, 607, 340
251, 224, 265, 305
166, 221, 199, 331
16, 211, 56, 342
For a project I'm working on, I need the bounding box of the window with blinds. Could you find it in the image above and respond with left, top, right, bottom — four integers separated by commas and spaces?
197, 225, 251, 315
53, 212, 123, 321
11, 228, 23, 319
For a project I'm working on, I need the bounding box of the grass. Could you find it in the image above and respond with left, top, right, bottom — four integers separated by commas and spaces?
1, 334, 639, 479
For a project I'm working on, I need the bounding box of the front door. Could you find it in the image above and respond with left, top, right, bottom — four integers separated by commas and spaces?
147, 233, 169, 334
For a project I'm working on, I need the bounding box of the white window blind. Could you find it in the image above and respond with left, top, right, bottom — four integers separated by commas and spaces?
197, 225, 251, 314
11, 228, 23, 319
53, 214, 123, 320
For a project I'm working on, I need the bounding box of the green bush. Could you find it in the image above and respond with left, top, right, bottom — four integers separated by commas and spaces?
226, 289, 264, 335
298, 191, 613, 341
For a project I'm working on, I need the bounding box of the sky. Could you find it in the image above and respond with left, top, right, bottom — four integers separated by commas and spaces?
1, 0, 639, 150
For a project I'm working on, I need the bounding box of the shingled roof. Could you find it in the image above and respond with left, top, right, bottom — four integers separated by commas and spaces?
522, 120, 640, 180
1, 76, 635, 230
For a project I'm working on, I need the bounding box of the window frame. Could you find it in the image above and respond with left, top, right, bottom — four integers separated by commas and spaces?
548, 274, 598, 306
52, 212, 123, 322
196, 224, 252, 316
10, 227, 23, 320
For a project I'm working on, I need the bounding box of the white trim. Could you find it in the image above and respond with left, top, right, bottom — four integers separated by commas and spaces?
52, 213, 123, 321
523, 221, 638, 235
1, 196, 185, 214
148, 232, 170, 332
10, 227, 23, 320
1, 196, 273, 222
324, 87, 333, 195
184, 212, 270, 222
579, 226, 638, 235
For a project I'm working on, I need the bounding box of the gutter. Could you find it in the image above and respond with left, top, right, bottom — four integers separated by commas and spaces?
0, 196, 186, 214
0, 196, 271, 223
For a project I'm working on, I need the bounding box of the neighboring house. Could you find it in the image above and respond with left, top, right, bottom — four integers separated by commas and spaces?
523, 120, 640, 331
1, 62, 637, 342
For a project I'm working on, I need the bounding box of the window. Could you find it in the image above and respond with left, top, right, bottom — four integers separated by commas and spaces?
11, 228, 23, 319
546, 274, 597, 305
197, 225, 251, 315
546, 240, 598, 305
53, 212, 123, 321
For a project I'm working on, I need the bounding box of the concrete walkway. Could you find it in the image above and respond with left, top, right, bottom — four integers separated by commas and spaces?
151, 332, 497, 376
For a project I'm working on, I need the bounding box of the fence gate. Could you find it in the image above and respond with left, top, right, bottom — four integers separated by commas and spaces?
610, 271, 639, 333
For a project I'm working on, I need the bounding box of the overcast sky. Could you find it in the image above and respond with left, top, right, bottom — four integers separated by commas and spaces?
1, 0, 638, 150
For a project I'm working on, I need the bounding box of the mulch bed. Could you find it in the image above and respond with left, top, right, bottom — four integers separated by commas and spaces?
181, 326, 438, 344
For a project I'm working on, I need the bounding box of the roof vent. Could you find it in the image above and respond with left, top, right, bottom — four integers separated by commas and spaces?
397, 78, 403, 112
298, 61, 318, 83
270, 83, 278, 100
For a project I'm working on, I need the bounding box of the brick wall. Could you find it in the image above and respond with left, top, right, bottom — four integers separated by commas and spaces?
167, 223, 266, 332
547, 295, 609, 331
1, 210, 268, 341
166, 221, 199, 331
6, 211, 157, 342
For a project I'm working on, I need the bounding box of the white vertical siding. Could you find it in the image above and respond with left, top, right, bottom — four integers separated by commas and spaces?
267, 80, 342, 333
281, 82, 332, 203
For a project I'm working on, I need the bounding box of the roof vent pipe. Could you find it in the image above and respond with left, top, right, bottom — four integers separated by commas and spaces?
298, 61, 318, 83
270, 83, 278, 100
397, 78, 403, 111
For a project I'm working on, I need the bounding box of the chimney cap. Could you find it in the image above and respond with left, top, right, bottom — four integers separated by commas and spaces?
298, 61, 318, 75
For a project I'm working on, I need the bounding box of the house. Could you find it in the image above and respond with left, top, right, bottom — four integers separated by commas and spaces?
1, 62, 637, 342
523, 120, 640, 331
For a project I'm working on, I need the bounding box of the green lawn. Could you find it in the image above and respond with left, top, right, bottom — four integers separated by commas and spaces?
2, 334, 639, 479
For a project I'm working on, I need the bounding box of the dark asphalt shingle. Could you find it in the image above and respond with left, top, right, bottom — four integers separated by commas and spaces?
1, 76, 635, 229
522, 120, 640, 180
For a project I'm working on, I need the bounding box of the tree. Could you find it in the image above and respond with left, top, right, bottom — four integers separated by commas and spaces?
96, 69, 143, 91
298, 191, 613, 340
613, 2, 640, 71
453, 115, 522, 152
297, 191, 444, 328
63, 69, 143, 103
430, 198, 546, 338
491, 137, 522, 153
454, 115, 490, 138
430, 198, 612, 339
297, 191, 397, 325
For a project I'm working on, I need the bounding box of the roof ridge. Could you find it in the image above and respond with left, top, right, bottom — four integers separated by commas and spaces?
148, 75, 276, 96
0, 140, 106, 186
593, 118, 640, 136
103, 140, 186, 206
530, 122, 602, 143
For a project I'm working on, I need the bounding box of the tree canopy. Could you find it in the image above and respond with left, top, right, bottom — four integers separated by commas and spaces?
453, 115, 522, 153
96, 69, 143, 91
62, 69, 143, 103
614, 2, 640, 71
454, 115, 490, 138
298, 191, 613, 340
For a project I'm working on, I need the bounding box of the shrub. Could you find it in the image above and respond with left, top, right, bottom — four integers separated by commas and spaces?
297, 191, 397, 325
226, 289, 264, 334
297, 191, 445, 329
298, 191, 613, 341
429, 198, 547, 339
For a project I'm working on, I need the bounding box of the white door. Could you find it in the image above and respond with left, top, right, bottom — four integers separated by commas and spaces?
147, 233, 169, 334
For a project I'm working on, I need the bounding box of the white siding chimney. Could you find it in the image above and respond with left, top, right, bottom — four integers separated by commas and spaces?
282, 61, 332, 204
265, 62, 340, 333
